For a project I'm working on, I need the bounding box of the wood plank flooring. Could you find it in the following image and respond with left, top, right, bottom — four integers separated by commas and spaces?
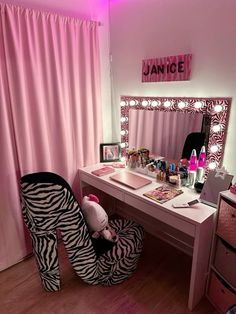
0, 233, 217, 314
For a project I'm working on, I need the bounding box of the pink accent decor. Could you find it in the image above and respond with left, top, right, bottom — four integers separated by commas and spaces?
88, 194, 100, 203
188, 149, 197, 171
142, 54, 192, 82
120, 96, 231, 175
129, 110, 203, 161
198, 146, 206, 168
0, 4, 102, 270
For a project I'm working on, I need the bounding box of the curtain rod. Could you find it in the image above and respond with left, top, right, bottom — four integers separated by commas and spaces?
0, 3, 102, 26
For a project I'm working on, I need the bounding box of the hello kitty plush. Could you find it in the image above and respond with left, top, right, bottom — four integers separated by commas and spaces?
81, 194, 118, 242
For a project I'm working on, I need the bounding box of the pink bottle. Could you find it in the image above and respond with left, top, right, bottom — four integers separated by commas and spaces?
198, 146, 206, 168
188, 149, 197, 171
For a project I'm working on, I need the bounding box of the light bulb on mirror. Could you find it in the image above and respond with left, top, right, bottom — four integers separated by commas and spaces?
151, 100, 160, 107
142, 100, 148, 107
164, 100, 171, 107
214, 104, 223, 112
212, 124, 221, 133
210, 145, 219, 153
120, 100, 126, 107
120, 116, 127, 123
178, 101, 186, 109
194, 101, 203, 109
209, 162, 217, 170
129, 100, 136, 106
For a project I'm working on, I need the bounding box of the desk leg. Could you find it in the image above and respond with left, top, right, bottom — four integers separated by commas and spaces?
188, 215, 214, 310
79, 180, 88, 202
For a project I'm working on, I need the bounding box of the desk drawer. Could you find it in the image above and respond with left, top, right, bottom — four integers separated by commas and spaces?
214, 237, 236, 287
124, 194, 195, 237
217, 198, 236, 248
208, 271, 236, 313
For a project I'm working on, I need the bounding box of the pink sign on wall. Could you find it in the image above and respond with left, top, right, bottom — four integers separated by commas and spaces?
142, 54, 192, 82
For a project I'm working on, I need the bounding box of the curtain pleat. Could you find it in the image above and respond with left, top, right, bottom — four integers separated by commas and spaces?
0, 4, 102, 270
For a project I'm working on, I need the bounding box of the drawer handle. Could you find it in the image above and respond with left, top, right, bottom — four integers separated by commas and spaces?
232, 213, 235, 218
221, 288, 225, 294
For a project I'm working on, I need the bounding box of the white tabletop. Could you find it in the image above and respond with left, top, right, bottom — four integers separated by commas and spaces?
79, 164, 216, 226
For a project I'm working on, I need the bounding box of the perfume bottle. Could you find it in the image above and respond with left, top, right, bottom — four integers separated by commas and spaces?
188, 149, 197, 171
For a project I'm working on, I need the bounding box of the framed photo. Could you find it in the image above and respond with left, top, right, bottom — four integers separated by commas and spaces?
100, 143, 121, 162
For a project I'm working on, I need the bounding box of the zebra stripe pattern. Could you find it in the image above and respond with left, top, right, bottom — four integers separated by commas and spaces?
20, 172, 144, 291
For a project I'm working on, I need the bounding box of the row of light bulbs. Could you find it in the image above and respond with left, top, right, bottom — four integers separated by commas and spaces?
120, 99, 226, 170
120, 99, 224, 113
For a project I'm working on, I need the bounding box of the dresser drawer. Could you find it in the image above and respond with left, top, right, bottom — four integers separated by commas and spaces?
208, 271, 236, 313
214, 237, 236, 287
217, 198, 236, 248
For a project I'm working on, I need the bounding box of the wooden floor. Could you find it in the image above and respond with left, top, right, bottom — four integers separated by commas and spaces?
0, 233, 217, 314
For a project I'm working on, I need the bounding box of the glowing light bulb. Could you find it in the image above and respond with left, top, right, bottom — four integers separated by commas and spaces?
209, 162, 217, 170
120, 143, 126, 148
151, 100, 159, 107
142, 100, 148, 107
210, 145, 218, 153
214, 105, 223, 112
164, 100, 171, 107
120, 130, 125, 136
129, 100, 136, 106
194, 101, 203, 109
212, 124, 221, 132
120, 100, 126, 107
120, 117, 126, 122
178, 101, 186, 109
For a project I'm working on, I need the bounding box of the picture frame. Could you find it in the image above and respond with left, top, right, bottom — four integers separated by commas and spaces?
100, 143, 121, 162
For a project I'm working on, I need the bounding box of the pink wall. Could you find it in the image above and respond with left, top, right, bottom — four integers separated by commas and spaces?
109, 0, 236, 179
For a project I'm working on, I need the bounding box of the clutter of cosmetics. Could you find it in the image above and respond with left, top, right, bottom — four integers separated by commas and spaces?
126, 146, 206, 188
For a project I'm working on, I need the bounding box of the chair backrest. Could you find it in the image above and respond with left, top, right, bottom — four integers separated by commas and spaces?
181, 132, 206, 160
20, 172, 99, 291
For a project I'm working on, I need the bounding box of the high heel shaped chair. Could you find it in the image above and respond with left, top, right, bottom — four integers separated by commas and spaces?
20, 172, 144, 291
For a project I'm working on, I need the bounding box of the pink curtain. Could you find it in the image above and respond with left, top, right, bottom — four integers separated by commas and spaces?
129, 110, 203, 160
0, 4, 102, 270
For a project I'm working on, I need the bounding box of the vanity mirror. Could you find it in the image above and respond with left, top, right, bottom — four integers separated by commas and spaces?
120, 96, 231, 174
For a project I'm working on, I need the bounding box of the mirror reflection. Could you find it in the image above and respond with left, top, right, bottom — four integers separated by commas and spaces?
129, 109, 205, 161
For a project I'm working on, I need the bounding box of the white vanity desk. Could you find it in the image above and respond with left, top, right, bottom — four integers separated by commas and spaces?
78, 164, 216, 311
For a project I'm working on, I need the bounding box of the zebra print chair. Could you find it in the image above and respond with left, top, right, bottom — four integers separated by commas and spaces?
20, 172, 144, 291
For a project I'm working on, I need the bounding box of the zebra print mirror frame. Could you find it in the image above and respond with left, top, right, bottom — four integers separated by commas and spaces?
120, 96, 231, 175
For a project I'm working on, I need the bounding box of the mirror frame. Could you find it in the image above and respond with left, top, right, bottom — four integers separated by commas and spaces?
120, 96, 231, 174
